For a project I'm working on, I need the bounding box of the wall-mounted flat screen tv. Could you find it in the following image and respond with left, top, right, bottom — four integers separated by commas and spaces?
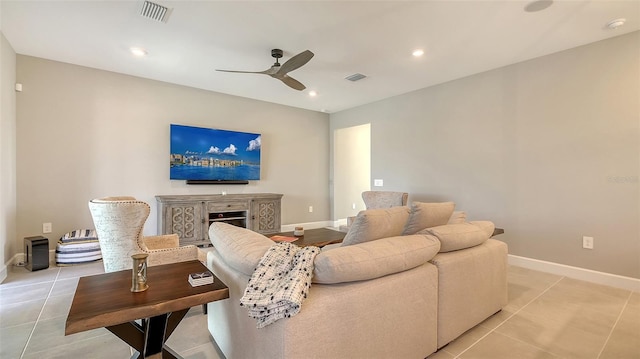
170, 124, 261, 183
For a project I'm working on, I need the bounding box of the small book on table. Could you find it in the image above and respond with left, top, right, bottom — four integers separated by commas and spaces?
188, 271, 214, 287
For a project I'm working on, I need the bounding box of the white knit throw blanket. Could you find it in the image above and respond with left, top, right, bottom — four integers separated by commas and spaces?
240, 242, 320, 328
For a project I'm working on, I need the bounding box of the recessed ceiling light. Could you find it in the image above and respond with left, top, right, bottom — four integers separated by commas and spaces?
606, 18, 626, 30
130, 47, 148, 57
412, 49, 425, 57
308, 90, 317, 97
524, 0, 553, 12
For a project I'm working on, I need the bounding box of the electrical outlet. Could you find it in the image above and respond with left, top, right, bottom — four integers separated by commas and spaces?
43, 222, 52, 234
374, 179, 384, 187
308, 206, 313, 213
582, 236, 594, 249
352, 203, 356, 210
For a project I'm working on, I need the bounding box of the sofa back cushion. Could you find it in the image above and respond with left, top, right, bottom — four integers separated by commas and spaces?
447, 211, 467, 224
403, 202, 456, 235
313, 234, 440, 284
341, 206, 410, 246
208, 222, 273, 276
420, 221, 494, 252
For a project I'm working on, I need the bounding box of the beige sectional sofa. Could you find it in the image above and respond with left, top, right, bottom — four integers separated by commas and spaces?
206, 203, 507, 358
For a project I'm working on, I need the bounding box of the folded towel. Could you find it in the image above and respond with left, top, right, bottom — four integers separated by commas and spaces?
240, 242, 320, 328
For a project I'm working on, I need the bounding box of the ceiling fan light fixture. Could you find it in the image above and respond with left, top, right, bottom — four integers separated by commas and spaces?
412, 49, 425, 57
308, 90, 318, 97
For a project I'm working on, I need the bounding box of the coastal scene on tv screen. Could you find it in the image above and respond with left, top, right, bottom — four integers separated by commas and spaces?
170, 124, 261, 181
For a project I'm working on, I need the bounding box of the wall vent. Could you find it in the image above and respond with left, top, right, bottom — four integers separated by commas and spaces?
345, 73, 367, 82
140, 1, 172, 23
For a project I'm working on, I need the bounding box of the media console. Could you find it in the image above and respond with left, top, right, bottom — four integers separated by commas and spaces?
156, 193, 282, 246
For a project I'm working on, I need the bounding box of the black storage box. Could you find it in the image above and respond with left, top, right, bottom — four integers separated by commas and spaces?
25, 236, 49, 271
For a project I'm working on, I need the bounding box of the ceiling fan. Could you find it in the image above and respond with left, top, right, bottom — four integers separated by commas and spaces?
216, 49, 314, 91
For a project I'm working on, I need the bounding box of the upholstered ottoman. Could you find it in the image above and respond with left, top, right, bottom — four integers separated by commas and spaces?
55, 229, 102, 266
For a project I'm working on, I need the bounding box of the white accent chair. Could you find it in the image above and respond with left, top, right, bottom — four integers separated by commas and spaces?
362, 190, 409, 209
88, 196, 203, 273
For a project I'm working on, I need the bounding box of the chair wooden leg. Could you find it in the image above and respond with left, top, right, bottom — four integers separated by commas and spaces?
203, 303, 207, 314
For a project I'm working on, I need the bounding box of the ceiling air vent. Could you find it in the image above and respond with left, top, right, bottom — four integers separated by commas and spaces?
140, 1, 172, 23
345, 73, 367, 82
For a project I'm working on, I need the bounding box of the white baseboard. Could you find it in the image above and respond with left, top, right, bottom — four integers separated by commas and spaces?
2, 251, 56, 276
509, 254, 640, 292
0, 265, 6, 283
334, 218, 347, 226
1, 253, 23, 283
281, 221, 337, 232
8, 252, 25, 266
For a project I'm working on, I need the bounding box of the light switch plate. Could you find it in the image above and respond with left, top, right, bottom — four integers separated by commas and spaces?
374, 179, 383, 187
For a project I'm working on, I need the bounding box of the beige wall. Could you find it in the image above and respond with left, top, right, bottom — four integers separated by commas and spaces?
15, 56, 330, 254
1, 31, 17, 277
331, 32, 640, 279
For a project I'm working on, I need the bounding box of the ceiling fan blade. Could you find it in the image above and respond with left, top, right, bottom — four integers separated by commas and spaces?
279, 75, 306, 91
277, 50, 314, 75
215, 69, 270, 74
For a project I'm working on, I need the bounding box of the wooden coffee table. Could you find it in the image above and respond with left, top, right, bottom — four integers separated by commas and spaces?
269, 227, 346, 247
65, 260, 228, 359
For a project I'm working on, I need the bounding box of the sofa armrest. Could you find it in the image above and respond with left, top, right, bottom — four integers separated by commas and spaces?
208, 222, 273, 276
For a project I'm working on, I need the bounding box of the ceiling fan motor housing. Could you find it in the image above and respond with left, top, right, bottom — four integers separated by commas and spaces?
271, 49, 283, 59
271, 49, 283, 66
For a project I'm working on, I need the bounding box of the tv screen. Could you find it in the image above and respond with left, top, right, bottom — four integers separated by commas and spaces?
170, 124, 261, 181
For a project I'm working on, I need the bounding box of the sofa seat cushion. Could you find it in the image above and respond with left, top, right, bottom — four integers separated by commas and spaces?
420, 221, 494, 252
341, 206, 410, 246
313, 234, 440, 284
403, 202, 456, 235
208, 222, 273, 276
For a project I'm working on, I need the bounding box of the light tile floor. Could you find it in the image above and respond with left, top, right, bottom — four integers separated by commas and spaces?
1, 262, 638, 358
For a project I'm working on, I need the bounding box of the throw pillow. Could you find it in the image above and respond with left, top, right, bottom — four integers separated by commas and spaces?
402, 201, 455, 235
341, 206, 410, 246
420, 222, 493, 252
207, 222, 273, 276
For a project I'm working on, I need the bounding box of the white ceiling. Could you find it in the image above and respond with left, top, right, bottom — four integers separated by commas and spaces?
1, 1, 638, 113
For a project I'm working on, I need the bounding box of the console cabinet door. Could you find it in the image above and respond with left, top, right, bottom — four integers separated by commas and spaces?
250, 199, 281, 234
163, 202, 204, 245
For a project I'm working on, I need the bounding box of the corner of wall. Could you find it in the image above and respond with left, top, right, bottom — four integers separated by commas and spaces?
0, 31, 18, 275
